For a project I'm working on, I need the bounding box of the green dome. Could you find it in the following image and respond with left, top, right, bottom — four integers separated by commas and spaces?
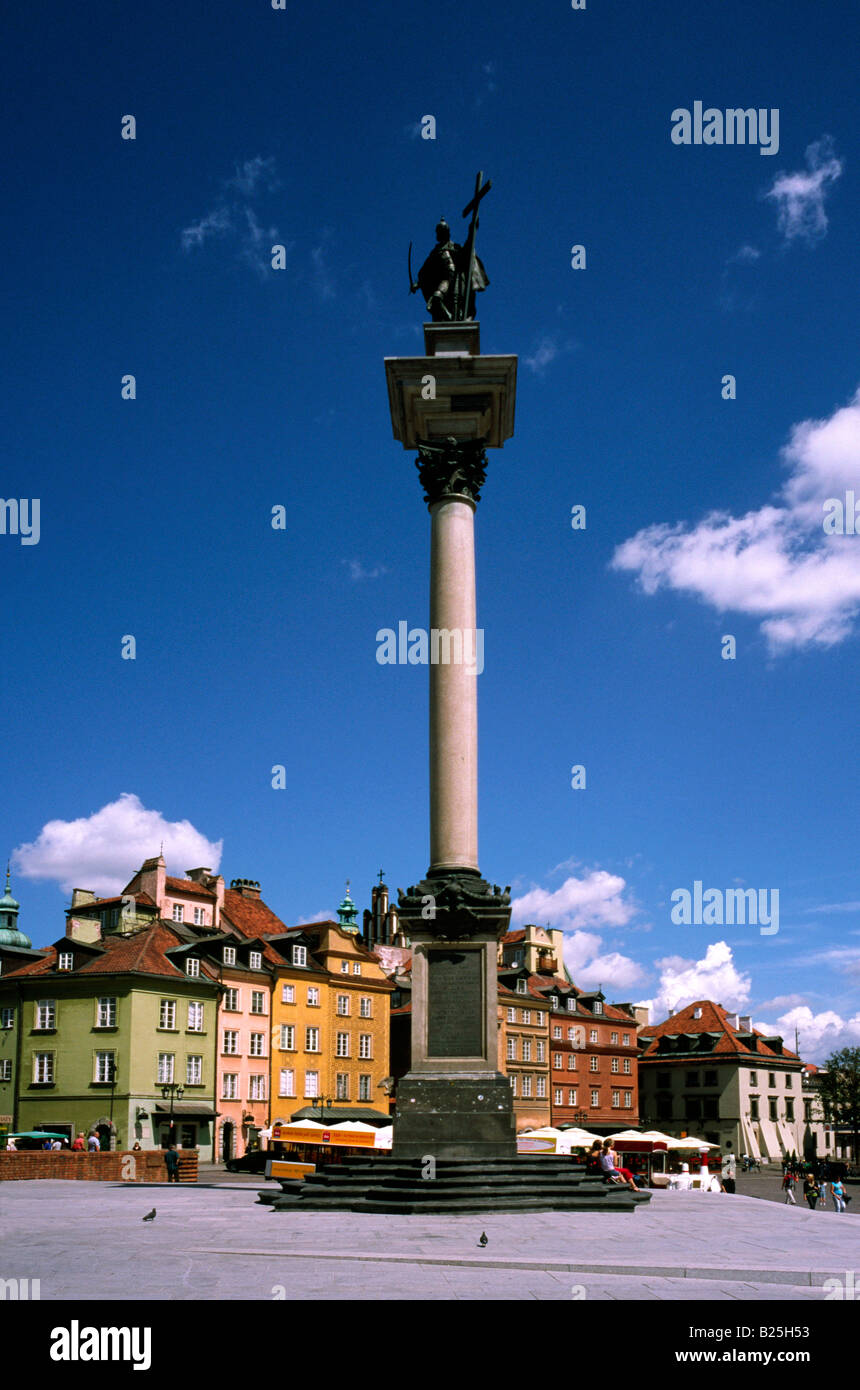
0, 864, 31, 948
336, 880, 359, 933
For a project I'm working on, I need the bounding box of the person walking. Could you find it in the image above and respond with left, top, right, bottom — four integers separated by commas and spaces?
87, 1132, 100, 1152
782, 1170, 797, 1204
164, 1144, 180, 1184
722, 1152, 736, 1194
803, 1174, 820, 1209
830, 1178, 846, 1213
818, 1169, 829, 1209
71, 1132, 85, 1151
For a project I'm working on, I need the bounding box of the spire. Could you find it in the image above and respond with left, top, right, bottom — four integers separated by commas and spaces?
336, 880, 359, 933
0, 862, 30, 949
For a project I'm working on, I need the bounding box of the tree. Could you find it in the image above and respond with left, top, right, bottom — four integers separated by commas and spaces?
817, 1047, 860, 1166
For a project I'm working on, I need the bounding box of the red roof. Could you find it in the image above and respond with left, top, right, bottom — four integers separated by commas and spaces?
501, 930, 525, 944
639, 1000, 800, 1062
3, 921, 219, 983
221, 888, 289, 940
68, 892, 156, 911
165, 876, 216, 900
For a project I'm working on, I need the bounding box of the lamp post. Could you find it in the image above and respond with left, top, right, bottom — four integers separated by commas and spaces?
161, 1082, 185, 1147
573, 1109, 588, 1128
108, 1057, 117, 1150
312, 1095, 334, 1126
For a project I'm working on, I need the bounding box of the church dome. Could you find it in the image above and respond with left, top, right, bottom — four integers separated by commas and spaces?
0, 865, 31, 948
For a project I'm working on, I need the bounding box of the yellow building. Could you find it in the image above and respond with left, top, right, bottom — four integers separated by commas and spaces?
269, 910, 393, 1122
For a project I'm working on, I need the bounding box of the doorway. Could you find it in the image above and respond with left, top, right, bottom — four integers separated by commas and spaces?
222, 1121, 234, 1161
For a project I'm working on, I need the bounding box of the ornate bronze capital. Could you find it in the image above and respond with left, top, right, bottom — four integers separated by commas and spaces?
416, 437, 488, 505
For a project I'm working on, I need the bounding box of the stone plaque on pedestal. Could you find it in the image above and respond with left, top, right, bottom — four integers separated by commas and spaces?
427, 948, 483, 1057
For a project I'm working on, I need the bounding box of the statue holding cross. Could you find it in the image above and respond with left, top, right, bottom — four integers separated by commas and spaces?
410, 172, 491, 322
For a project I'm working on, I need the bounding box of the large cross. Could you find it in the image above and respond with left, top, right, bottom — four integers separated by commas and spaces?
458, 170, 491, 320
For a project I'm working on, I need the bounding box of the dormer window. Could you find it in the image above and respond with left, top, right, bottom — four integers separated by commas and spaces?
292, 945, 307, 968
693, 1006, 702, 1019
516, 978, 527, 995
593, 1000, 603, 1015
550, 995, 559, 1010
223, 946, 236, 966
172, 904, 184, 922
193, 907, 206, 926
58, 951, 74, 972
186, 958, 200, 977
340, 961, 349, 974
249, 951, 262, 970
567, 998, 576, 1012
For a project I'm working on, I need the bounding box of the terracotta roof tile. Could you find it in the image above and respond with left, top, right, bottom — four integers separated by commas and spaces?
165, 876, 216, 899
639, 1000, 800, 1062
221, 889, 289, 940
2, 922, 217, 982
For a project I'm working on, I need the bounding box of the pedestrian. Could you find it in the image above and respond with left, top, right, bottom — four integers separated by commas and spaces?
5, 1137, 16, 1152
71, 1132, 85, 1152
164, 1144, 180, 1184
782, 1170, 797, 1204
831, 1178, 846, 1213
87, 1132, 100, 1152
600, 1140, 638, 1192
803, 1174, 819, 1210
585, 1140, 603, 1176
132, 1140, 142, 1152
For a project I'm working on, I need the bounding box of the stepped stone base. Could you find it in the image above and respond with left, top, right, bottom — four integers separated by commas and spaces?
262, 1157, 651, 1214
392, 1074, 516, 1159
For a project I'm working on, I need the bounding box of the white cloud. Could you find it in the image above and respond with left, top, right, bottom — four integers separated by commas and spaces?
765, 137, 843, 243
345, 559, 388, 581
181, 205, 232, 251
761, 1004, 860, 1063
311, 244, 336, 301
563, 935, 646, 991
225, 156, 278, 197
805, 902, 860, 914
636, 941, 752, 1021
524, 335, 560, 374
512, 870, 637, 931
14, 793, 223, 897
728, 244, 761, 264
612, 386, 860, 653
181, 156, 282, 276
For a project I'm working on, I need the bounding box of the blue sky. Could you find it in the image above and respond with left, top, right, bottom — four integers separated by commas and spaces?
3, 0, 858, 1061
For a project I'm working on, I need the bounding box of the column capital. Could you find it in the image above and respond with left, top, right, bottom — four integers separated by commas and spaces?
416, 437, 488, 506
397, 869, 511, 941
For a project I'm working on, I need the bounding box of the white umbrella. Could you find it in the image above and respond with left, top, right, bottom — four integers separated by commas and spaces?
332, 1120, 377, 1132
373, 1125, 393, 1149
668, 1136, 719, 1150
288, 1119, 326, 1130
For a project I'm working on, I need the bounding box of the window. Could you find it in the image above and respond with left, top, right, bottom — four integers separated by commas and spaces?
185, 1001, 202, 1032
750, 1097, 760, 1120
279, 1068, 296, 1097
522, 1010, 531, 1025
279, 1024, 295, 1051
186, 1055, 202, 1085
610, 1031, 618, 1044
624, 1092, 632, 1108
656, 1070, 670, 1088
611, 1090, 621, 1108
749, 1071, 758, 1086
521, 1075, 533, 1097
36, 1000, 56, 1030
158, 1053, 175, 1084
304, 1071, 319, 1098
58, 951, 74, 971
703, 1068, 717, 1087
507, 1038, 517, 1061
281, 984, 294, 1004
610, 1057, 619, 1074
336, 1032, 350, 1058
337, 995, 350, 1016
550, 996, 559, 1010
249, 951, 262, 970
785, 1074, 793, 1088
568, 1088, 577, 1106
693, 1006, 702, 1019
249, 1033, 265, 1057
359, 1034, 372, 1060
622, 1057, 631, 1074
305, 1027, 320, 1053
536, 1012, 545, 1027
307, 987, 319, 1007
516, 979, 527, 995
94, 1051, 115, 1083
622, 1033, 630, 1046
352, 963, 361, 975
784, 1098, 793, 1122
510, 1074, 517, 1097
194, 907, 206, 926
567, 999, 576, 1013
593, 1001, 603, 1015
553, 1053, 563, 1069
536, 1040, 545, 1062
590, 1089, 599, 1107
589, 1057, 599, 1073
223, 1030, 238, 1055
769, 1098, 778, 1122
567, 1055, 576, 1071
685, 1071, 699, 1087
186, 957, 200, 977
224, 988, 239, 1011
360, 997, 372, 1018
250, 991, 265, 1015
552, 1025, 561, 1039
521, 1038, 532, 1062
96, 997, 117, 1028
768, 1073, 776, 1088
340, 961, 349, 974
292, 945, 307, 967
172, 904, 184, 922
336, 1073, 349, 1100
507, 1008, 516, 1022
159, 999, 177, 1030
804, 1101, 813, 1123
589, 1029, 598, 1044
536, 1075, 546, 1098
554, 1088, 563, 1105
359, 1075, 372, 1102
0, 1060, 11, 1081
1, 1007, 13, 1029
657, 1095, 673, 1120
222, 1073, 238, 1100
223, 947, 236, 966
249, 1074, 266, 1101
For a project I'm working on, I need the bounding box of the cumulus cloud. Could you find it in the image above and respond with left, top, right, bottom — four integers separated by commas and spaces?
14, 793, 223, 897
612, 386, 860, 652
761, 1004, 860, 1064
765, 137, 843, 243
728, 244, 761, 264
344, 559, 388, 581
636, 940, 752, 1022
523, 335, 560, 374
511, 870, 644, 992
181, 155, 282, 276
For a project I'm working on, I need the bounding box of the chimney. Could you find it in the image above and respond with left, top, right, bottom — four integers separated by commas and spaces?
67, 916, 101, 944
229, 878, 261, 900
137, 855, 166, 912
186, 868, 212, 884
71, 889, 96, 908
632, 1005, 650, 1028
727, 1012, 741, 1030
738, 1015, 752, 1032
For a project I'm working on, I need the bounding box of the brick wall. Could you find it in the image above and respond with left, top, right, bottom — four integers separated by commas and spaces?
0, 1149, 198, 1182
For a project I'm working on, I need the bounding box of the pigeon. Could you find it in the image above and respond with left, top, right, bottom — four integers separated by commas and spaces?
478, 1232, 488, 1247
142, 1208, 157, 1222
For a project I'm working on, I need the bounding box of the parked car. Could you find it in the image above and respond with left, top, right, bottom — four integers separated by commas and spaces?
225, 1148, 268, 1174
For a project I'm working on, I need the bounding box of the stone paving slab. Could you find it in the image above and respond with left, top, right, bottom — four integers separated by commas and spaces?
1, 1180, 856, 1302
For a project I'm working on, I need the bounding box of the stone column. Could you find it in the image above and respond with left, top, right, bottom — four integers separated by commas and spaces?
429, 493, 478, 874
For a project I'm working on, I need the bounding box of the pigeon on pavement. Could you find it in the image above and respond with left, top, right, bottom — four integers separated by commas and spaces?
478, 1231, 488, 1247
142, 1208, 157, 1222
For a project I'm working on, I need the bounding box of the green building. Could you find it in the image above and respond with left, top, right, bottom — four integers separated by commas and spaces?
2, 890, 221, 1156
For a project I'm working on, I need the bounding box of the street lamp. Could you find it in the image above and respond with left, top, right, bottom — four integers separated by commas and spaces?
312, 1094, 334, 1125
108, 1057, 117, 1149
161, 1082, 185, 1146
573, 1109, 588, 1127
